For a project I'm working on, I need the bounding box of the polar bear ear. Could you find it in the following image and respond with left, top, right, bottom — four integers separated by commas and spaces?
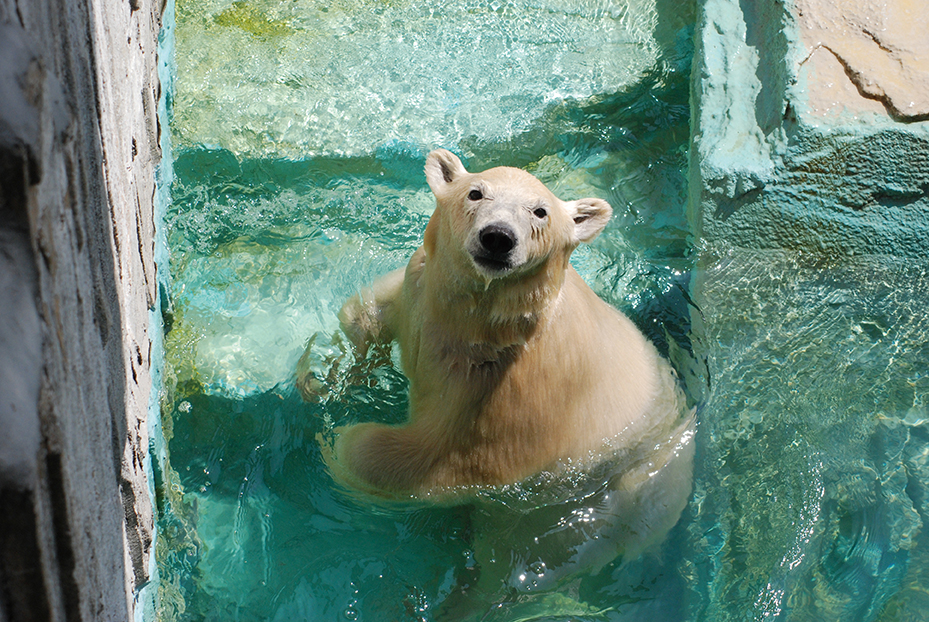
566, 198, 612, 243
425, 149, 469, 195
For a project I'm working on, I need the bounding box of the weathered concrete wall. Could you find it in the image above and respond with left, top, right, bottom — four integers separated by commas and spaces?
689, 0, 929, 257
0, 0, 161, 618
687, 2, 929, 619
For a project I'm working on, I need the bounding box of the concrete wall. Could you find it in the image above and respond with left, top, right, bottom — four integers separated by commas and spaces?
688, 2, 929, 619
690, 0, 929, 257
0, 0, 161, 619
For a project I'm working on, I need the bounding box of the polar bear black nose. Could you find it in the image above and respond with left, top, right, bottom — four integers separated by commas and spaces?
479, 224, 516, 256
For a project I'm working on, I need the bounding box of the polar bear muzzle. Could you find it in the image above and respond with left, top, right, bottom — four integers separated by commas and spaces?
474, 223, 517, 271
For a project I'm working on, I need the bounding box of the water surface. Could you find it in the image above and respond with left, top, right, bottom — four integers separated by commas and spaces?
154, 1, 929, 620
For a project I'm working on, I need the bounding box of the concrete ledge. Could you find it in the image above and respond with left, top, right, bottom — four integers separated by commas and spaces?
689, 0, 929, 257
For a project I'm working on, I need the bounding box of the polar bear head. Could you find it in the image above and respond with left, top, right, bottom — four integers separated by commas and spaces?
423, 149, 612, 283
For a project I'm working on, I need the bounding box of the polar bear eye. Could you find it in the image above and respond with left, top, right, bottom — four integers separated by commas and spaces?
468, 189, 483, 201
533, 207, 548, 219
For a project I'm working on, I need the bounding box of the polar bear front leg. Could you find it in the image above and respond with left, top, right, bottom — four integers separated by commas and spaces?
338, 267, 406, 357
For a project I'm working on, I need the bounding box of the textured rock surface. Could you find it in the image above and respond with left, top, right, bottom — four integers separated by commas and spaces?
690, 0, 929, 257
0, 0, 161, 618
689, 2, 929, 620
797, 0, 929, 122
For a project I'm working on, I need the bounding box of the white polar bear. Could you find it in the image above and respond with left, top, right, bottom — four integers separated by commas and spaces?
309, 149, 695, 615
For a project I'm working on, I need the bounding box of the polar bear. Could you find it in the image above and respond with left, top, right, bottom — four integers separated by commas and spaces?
325, 149, 692, 500
314, 149, 694, 613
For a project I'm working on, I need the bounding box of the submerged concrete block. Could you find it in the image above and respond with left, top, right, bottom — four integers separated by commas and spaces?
688, 3, 929, 618
690, 0, 929, 257
171, 0, 663, 159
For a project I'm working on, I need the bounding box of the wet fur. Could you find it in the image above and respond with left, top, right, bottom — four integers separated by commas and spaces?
326, 150, 689, 499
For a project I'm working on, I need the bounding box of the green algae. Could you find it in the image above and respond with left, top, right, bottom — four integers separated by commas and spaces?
212, 1, 292, 38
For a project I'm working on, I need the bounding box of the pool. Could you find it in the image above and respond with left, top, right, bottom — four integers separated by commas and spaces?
152, 1, 929, 620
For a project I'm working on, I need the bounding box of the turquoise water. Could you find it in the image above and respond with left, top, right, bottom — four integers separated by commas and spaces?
691, 248, 929, 621
154, 1, 929, 620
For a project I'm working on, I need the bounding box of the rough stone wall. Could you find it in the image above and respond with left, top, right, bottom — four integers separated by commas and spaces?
689, 0, 929, 257
687, 3, 929, 619
0, 0, 160, 618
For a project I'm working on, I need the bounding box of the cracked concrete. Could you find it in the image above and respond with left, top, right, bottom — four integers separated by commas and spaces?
797, 0, 929, 122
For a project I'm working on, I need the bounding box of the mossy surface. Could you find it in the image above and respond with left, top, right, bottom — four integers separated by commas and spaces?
213, 1, 292, 38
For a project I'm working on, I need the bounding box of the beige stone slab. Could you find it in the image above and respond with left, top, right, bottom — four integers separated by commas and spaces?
797, 0, 929, 121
